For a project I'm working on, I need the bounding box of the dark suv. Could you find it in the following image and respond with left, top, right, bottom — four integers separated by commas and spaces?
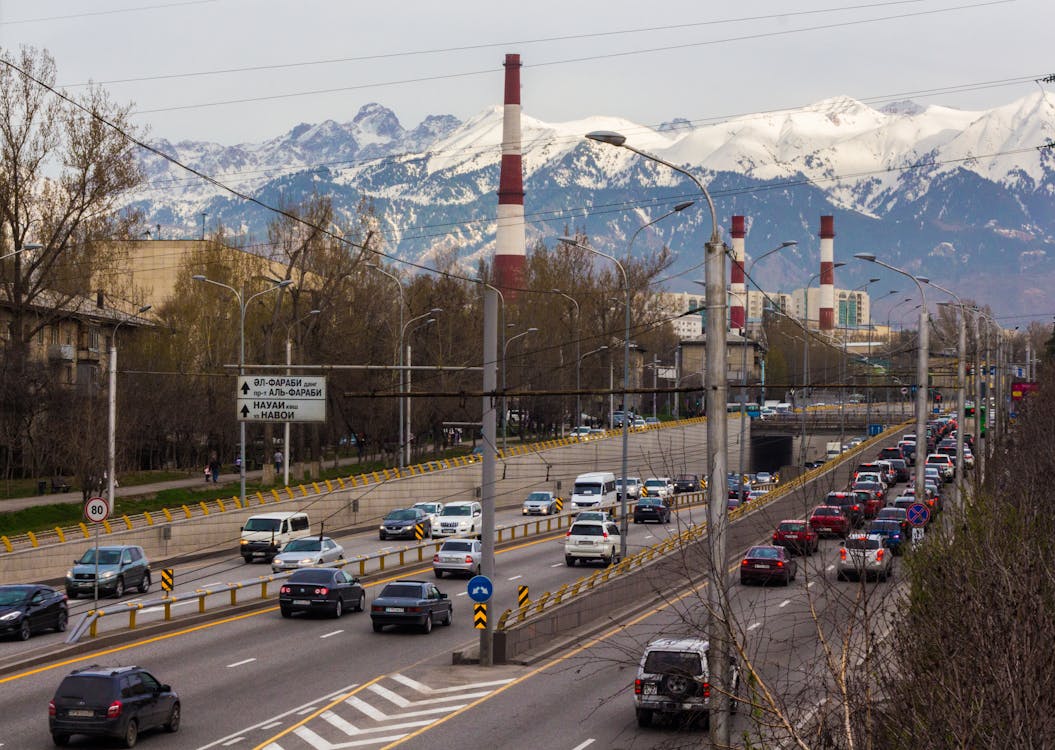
49, 665, 180, 747
65, 546, 151, 599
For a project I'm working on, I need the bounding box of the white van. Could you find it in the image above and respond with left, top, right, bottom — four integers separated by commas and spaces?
240, 511, 310, 562
570, 471, 617, 510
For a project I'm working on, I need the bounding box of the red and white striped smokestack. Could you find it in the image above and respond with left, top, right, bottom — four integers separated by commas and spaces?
819, 215, 835, 330
495, 53, 525, 298
730, 216, 746, 330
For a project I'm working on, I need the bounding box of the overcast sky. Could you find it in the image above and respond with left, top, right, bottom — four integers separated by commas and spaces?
1, 0, 1049, 145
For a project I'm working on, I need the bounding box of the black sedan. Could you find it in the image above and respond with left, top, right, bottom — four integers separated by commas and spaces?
0, 584, 67, 640
739, 545, 797, 586
279, 568, 365, 618
379, 508, 431, 541
370, 580, 452, 633
672, 474, 702, 493
633, 497, 671, 524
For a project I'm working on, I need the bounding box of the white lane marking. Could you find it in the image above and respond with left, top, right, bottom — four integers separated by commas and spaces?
456, 592, 468, 597
322, 710, 434, 736
226, 658, 256, 668
220, 739, 244, 747
320, 630, 343, 639
550, 563, 563, 567
507, 575, 523, 581
572, 741, 596, 750
779, 599, 791, 608
368, 683, 493, 707
260, 721, 282, 730
747, 622, 761, 631
644, 535, 654, 539
297, 706, 319, 715
389, 673, 516, 694
807, 581, 816, 588
294, 725, 407, 748
344, 696, 464, 721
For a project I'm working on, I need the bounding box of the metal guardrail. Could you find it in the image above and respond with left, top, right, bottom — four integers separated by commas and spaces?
1, 416, 711, 555
493, 421, 910, 631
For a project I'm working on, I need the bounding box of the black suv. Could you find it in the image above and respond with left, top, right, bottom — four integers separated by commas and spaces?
49, 665, 179, 747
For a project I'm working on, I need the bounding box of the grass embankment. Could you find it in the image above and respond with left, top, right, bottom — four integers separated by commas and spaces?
0, 449, 473, 539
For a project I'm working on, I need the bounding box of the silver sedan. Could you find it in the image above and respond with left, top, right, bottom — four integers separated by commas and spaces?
272, 536, 345, 573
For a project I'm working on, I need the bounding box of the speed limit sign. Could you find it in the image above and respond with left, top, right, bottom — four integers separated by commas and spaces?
84, 496, 110, 523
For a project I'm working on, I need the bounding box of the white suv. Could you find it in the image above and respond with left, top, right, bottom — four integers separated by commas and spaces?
641, 477, 673, 499
564, 519, 621, 566
925, 454, 954, 482
634, 638, 740, 728
434, 501, 482, 538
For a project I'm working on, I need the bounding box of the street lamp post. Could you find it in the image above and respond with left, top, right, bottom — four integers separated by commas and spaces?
585, 129, 731, 746
192, 275, 292, 507
800, 263, 845, 464
577, 345, 609, 424
553, 290, 581, 429
283, 309, 321, 487
367, 264, 406, 468
401, 308, 442, 466
502, 327, 537, 449
108, 305, 152, 515
853, 254, 929, 501
867, 290, 899, 426
405, 316, 437, 467
928, 282, 967, 499
842, 278, 879, 445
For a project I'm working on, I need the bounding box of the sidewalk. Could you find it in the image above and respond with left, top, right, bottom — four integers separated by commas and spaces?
0, 454, 378, 514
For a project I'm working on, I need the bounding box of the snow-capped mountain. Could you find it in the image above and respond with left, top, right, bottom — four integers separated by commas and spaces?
127, 94, 1055, 317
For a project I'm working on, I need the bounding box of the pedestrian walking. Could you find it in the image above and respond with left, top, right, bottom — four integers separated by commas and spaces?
273, 449, 284, 474
209, 457, 220, 484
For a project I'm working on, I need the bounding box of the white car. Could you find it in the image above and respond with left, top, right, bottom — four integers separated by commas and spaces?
571, 426, 592, 440
412, 501, 444, 530
836, 533, 894, 582
271, 536, 345, 573
616, 477, 642, 500
564, 519, 621, 566
434, 501, 482, 538
641, 477, 673, 499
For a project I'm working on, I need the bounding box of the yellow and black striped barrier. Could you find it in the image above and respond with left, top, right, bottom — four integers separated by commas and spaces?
517, 584, 529, 608
554, 496, 563, 513
160, 568, 174, 592
414, 522, 426, 541
473, 603, 487, 629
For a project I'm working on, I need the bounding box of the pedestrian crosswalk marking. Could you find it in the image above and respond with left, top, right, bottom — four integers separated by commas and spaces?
344, 696, 461, 723
388, 672, 514, 695
366, 683, 492, 708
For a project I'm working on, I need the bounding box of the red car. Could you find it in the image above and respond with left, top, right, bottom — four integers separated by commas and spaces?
772, 519, 819, 556
740, 545, 797, 586
809, 505, 850, 538
852, 488, 882, 518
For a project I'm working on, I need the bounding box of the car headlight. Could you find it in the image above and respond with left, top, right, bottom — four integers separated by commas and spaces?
241, 539, 248, 545
66, 570, 73, 580
0, 611, 21, 621
300, 558, 315, 565
99, 571, 116, 579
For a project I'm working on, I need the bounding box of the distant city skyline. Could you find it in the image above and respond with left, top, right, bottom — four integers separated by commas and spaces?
2, 0, 1049, 144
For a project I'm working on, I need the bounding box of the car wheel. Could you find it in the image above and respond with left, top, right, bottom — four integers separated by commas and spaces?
836, 570, 847, 582
165, 702, 181, 732
565, 556, 575, 567
139, 571, 151, 594
112, 577, 125, 599
122, 718, 138, 748
55, 610, 68, 633
332, 598, 343, 618
636, 708, 653, 728
434, 569, 444, 579
372, 622, 384, 633
602, 553, 613, 566
52, 734, 70, 747
280, 605, 292, 618
355, 592, 365, 612
442, 607, 452, 626
422, 613, 433, 634
66, 589, 77, 600
243, 556, 253, 564
17, 619, 31, 641
378, 532, 386, 541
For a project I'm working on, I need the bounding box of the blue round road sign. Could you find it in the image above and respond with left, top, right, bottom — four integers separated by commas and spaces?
906, 502, 930, 527
467, 575, 493, 603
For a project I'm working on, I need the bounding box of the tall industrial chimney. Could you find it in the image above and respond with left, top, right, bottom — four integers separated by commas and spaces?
730, 216, 746, 331
495, 53, 525, 298
819, 215, 835, 330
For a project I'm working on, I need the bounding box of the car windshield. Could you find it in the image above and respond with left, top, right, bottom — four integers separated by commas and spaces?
574, 483, 601, 495
869, 521, 901, 533
643, 650, 703, 676
442, 506, 471, 516
289, 569, 336, 584
243, 518, 281, 532
441, 541, 473, 552
381, 584, 423, 598
878, 509, 906, 519
748, 546, 780, 558
526, 493, 550, 502
77, 549, 121, 565
639, 498, 661, 507
283, 539, 322, 552
570, 523, 605, 536
812, 507, 841, 516
414, 504, 439, 513
846, 538, 880, 550
644, 480, 665, 488
0, 587, 32, 605
778, 522, 806, 531
56, 676, 116, 704
576, 512, 605, 521
386, 509, 417, 521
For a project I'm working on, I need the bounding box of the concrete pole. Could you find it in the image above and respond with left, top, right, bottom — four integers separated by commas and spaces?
956, 308, 966, 495
974, 312, 984, 482
284, 337, 291, 488
406, 342, 413, 467
479, 288, 497, 666
915, 306, 929, 504
107, 342, 117, 514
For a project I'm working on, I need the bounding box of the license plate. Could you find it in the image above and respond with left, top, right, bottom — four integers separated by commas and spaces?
642, 682, 658, 695
787, 533, 800, 539
293, 599, 310, 606
818, 526, 831, 531
754, 563, 771, 569
386, 607, 405, 613
442, 556, 460, 562
578, 540, 595, 545
68, 710, 93, 717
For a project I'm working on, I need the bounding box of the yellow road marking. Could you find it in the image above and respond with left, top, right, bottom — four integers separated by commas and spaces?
253, 675, 383, 750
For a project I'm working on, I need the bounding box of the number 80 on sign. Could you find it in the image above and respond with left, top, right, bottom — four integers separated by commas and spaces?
84, 496, 109, 523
